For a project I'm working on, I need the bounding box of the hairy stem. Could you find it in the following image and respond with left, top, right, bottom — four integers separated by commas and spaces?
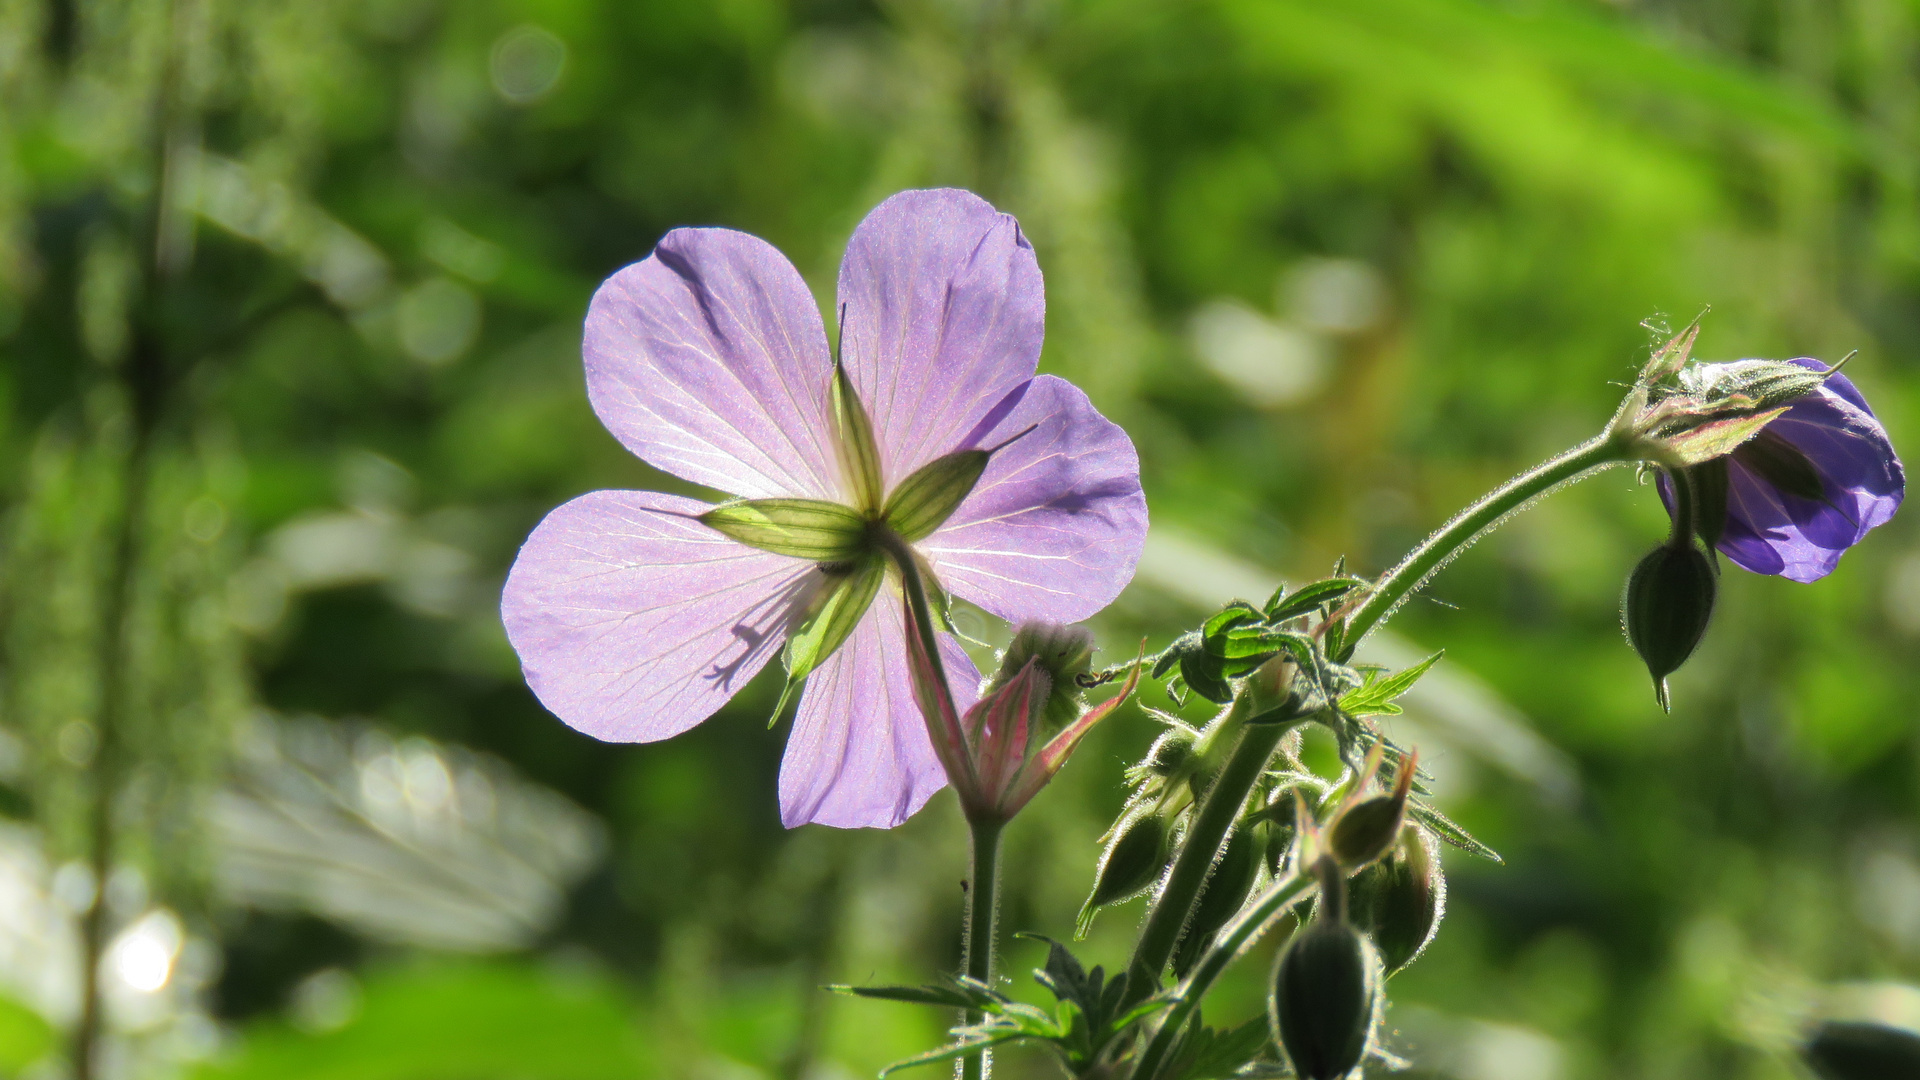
1126, 694, 1294, 991
880, 532, 1001, 1079
1338, 433, 1630, 657
961, 816, 1003, 1080
1130, 870, 1316, 1080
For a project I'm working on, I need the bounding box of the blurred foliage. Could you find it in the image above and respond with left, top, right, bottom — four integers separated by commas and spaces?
3, 0, 1920, 1078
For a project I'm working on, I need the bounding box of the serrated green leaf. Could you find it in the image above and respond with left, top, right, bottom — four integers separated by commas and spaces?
700, 498, 870, 560
1180, 649, 1234, 704
1337, 651, 1442, 718
782, 556, 885, 684
1202, 602, 1261, 644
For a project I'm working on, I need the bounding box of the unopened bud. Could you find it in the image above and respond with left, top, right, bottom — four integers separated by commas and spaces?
1172, 826, 1263, 976
1076, 812, 1169, 936
1801, 1020, 1920, 1080
1326, 761, 1414, 871
1269, 917, 1383, 1080
1144, 725, 1197, 777
1348, 826, 1445, 975
1623, 541, 1716, 713
989, 622, 1095, 730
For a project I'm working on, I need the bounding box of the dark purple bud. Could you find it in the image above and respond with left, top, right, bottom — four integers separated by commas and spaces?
1269, 916, 1382, 1080
1801, 1020, 1920, 1080
1623, 540, 1716, 712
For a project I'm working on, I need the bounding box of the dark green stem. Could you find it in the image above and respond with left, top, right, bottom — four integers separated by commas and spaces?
961, 816, 1003, 1080
1129, 870, 1315, 1080
1126, 694, 1295, 991
1338, 433, 1629, 657
1665, 466, 1694, 548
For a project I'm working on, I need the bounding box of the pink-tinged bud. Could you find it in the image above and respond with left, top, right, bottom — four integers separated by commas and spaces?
902, 608, 1142, 824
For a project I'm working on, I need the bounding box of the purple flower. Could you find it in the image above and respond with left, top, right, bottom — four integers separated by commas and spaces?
1659, 358, 1903, 582
500, 189, 1148, 829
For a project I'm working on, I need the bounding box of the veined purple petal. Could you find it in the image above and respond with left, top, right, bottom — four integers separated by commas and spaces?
779, 597, 982, 829
837, 189, 1043, 488
585, 228, 839, 499
1659, 359, 1902, 582
922, 375, 1148, 623
502, 490, 810, 742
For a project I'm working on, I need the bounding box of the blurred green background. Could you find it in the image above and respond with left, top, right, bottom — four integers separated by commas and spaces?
4, 0, 1920, 1077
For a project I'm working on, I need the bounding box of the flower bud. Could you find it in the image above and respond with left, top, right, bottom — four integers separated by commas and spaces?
1076, 812, 1169, 936
1623, 541, 1716, 712
1326, 759, 1414, 871
1347, 826, 1445, 975
1269, 916, 1383, 1080
1144, 724, 1197, 777
1172, 825, 1263, 976
1801, 1020, 1920, 1080
988, 622, 1095, 731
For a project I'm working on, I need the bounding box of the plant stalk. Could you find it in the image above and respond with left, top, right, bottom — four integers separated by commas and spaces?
961, 815, 1003, 1080
1129, 870, 1315, 1080
1338, 432, 1630, 656
1125, 694, 1295, 991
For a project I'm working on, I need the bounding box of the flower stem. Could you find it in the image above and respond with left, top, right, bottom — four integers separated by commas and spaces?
879, 532, 1000, 1080
961, 815, 1003, 1080
1125, 695, 1295, 991
1128, 870, 1315, 1080
1338, 432, 1630, 657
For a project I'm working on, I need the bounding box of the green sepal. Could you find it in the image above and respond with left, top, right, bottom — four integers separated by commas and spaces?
1657, 405, 1790, 466
883, 449, 991, 542
833, 361, 885, 513
700, 498, 870, 561
781, 555, 886, 687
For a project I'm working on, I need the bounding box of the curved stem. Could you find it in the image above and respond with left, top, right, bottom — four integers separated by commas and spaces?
961, 816, 1003, 1080
1130, 870, 1316, 1080
1338, 433, 1629, 657
1125, 697, 1295, 991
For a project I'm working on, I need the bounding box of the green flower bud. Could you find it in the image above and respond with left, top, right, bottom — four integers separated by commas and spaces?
987, 622, 1095, 731
1269, 917, 1382, 1080
1623, 540, 1716, 713
1347, 827, 1445, 975
1144, 725, 1198, 777
1172, 825, 1263, 977
1076, 812, 1169, 937
1326, 759, 1414, 872
1801, 1020, 1920, 1080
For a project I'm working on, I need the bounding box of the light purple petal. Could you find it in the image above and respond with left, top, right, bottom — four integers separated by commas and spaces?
502, 490, 811, 742
921, 375, 1148, 623
779, 598, 982, 828
585, 228, 839, 499
837, 189, 1044, 488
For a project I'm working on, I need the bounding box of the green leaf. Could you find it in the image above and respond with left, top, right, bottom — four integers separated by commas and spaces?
877, 1033, 1026, 1076
883, 449, 991, 541
1409, 803, 1502, 863
700, 498, 870, 561
1264, 578, 1361, 622
833, 361, 886, 513
828, 984, 987, 1010
1337, 651, 1442, 718
782, 556, 885, 684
